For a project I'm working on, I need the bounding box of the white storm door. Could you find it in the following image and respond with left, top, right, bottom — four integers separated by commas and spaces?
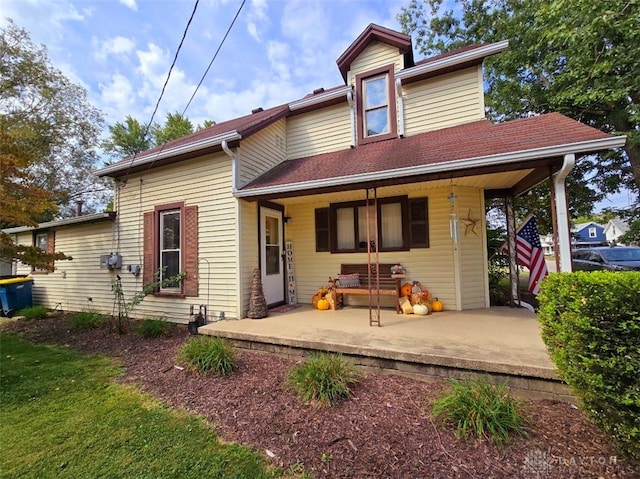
260, 206, 285, 305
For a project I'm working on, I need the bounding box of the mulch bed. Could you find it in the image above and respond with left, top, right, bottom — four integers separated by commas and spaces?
2, 314, 638, 478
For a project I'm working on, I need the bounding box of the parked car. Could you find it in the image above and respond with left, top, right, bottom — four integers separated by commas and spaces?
572, 246, 640, 271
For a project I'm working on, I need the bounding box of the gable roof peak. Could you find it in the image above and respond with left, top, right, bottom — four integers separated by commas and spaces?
336, 23, 414, 82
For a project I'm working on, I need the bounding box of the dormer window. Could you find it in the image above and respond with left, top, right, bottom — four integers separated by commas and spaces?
364, 75, 389, 136
356, 64, 397, 145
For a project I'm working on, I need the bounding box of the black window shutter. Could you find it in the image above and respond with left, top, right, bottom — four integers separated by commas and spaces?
409, 198, 429, 248
315, 207, 330, 252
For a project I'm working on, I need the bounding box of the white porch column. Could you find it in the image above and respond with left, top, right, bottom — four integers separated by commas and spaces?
553, 153, 576, 272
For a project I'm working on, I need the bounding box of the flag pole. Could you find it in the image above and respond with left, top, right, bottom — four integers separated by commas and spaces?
505, 196, 520, 307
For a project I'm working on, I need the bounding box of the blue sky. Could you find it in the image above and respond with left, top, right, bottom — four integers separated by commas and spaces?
1, 0, 408, 128
1, 0, 632, 210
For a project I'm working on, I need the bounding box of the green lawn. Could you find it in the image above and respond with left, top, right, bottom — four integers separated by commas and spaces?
0, 333, 283, 479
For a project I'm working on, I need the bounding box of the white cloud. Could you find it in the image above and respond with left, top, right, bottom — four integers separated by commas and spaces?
94, 36, 136, 62
119, 0, 138, 12
281, 0, 330, 48
266, 40, 291, 81
99, 73, 137, 122
246, 0, 268, 42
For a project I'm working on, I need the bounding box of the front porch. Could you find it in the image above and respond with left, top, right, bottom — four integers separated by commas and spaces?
198, 305, 572, 401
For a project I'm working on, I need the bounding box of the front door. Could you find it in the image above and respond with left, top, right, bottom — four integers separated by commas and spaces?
259, 206, 285, 306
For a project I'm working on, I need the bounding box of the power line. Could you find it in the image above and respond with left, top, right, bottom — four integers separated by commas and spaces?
181, 0, 247, 117
122, 0, 200, 181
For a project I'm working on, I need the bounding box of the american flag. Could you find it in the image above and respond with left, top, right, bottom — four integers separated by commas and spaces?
504, 216, 548, 294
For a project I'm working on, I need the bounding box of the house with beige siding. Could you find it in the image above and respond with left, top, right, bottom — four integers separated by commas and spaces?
6, 24, 626, 322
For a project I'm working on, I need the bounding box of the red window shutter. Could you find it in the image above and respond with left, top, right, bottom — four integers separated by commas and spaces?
143, 211, 155, 287
46, 231, 55, 271
183, 205, 198, 297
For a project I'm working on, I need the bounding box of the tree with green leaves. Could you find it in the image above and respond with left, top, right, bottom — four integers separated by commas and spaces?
1, 20, 108, 225
102, 112, 214, 162
398, 0, 639, 225
1, 20, 104, 268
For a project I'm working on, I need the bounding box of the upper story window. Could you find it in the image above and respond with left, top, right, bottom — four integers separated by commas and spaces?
355, 64, 397, 145
363, 75, 389, 136
588, 227, 597, 238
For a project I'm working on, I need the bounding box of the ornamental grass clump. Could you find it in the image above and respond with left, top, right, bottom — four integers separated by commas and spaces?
177, 336, 237, 376
69, 311, 106, 331
136, 316, 173, 338
16, 305, 48, 320
287, 353, 362, 406
432, 377, 527, 444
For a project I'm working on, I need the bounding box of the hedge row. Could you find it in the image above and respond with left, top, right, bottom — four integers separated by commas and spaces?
538, 271, 640, 458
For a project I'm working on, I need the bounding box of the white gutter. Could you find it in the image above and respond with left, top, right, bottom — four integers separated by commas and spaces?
553, 153, 576, 272
221, 140, 240, 193
396, 40, 509, 81
288, 85, 352, 111
395, 78, 405, 137
347, 90, 356, 147
234, 135, 627, 198
97, 130, 242, 176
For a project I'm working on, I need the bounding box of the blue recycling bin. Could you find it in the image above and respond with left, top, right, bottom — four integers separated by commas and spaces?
0, 277, 34, 317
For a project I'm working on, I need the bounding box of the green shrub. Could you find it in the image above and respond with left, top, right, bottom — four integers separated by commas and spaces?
538, 271, 640, 458
136, 317, 173, 338
287, 353, 362, 406
16, 305, 48, 320
432, 377, 527, 444
69, 311, 106, 331
177, 336, 237, 375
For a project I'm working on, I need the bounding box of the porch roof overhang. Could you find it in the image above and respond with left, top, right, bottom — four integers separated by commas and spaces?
235, 113, 627, 202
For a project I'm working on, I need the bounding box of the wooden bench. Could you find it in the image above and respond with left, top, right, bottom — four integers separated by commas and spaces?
329, 263, 402, 313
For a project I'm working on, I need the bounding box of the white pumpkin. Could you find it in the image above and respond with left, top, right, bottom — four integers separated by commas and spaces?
413, 303, 430, 316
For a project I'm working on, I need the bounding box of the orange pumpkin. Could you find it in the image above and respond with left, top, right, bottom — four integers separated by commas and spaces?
431, 298, 444, 312
401, 283, 413, 297
317, 298, 330, 310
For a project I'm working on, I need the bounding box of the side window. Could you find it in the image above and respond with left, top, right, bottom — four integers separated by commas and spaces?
32, 231, 54, 273
143, 203, 198, 297
159, 209, 181, 290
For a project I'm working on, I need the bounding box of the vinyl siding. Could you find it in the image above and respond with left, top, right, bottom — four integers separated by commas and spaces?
238, 119, 287, 186
455, 186, 489, 309
403, 66, 484, 136
347, 41, 403, 85
112, 153, 240, 322
14, 222, 115, 313
283, 186, 462, 310
286, 103, 352, 160
239, 200, 259, 317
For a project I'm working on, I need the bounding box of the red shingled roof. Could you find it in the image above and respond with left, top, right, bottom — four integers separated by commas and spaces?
108, 103, 290, 167
240, 113, 614, 191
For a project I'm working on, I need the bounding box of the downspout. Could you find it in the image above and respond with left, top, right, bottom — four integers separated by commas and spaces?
221, 140, 239, 193
222, 139, 243, 318
347, 89, 355, 148
395, 78, 405, 138
553, 153, 576, 272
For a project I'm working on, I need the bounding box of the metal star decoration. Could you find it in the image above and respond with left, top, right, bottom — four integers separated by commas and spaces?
461, 208, 479, 236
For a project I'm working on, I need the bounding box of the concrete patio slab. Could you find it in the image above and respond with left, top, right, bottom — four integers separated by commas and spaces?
198, 306, 570, 400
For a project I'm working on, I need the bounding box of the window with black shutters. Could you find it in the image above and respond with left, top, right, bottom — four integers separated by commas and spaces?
409, 197, 429, 248
315, 207, 330, 252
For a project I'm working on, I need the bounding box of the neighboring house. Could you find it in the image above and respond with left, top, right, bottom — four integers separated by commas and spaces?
540, 234, 554, 256
6, 24, 626, 322
572, 222, 606, 247
604, 218, 629, 244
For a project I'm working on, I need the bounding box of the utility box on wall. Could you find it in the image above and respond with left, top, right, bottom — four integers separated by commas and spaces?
100, 253, 122, 270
